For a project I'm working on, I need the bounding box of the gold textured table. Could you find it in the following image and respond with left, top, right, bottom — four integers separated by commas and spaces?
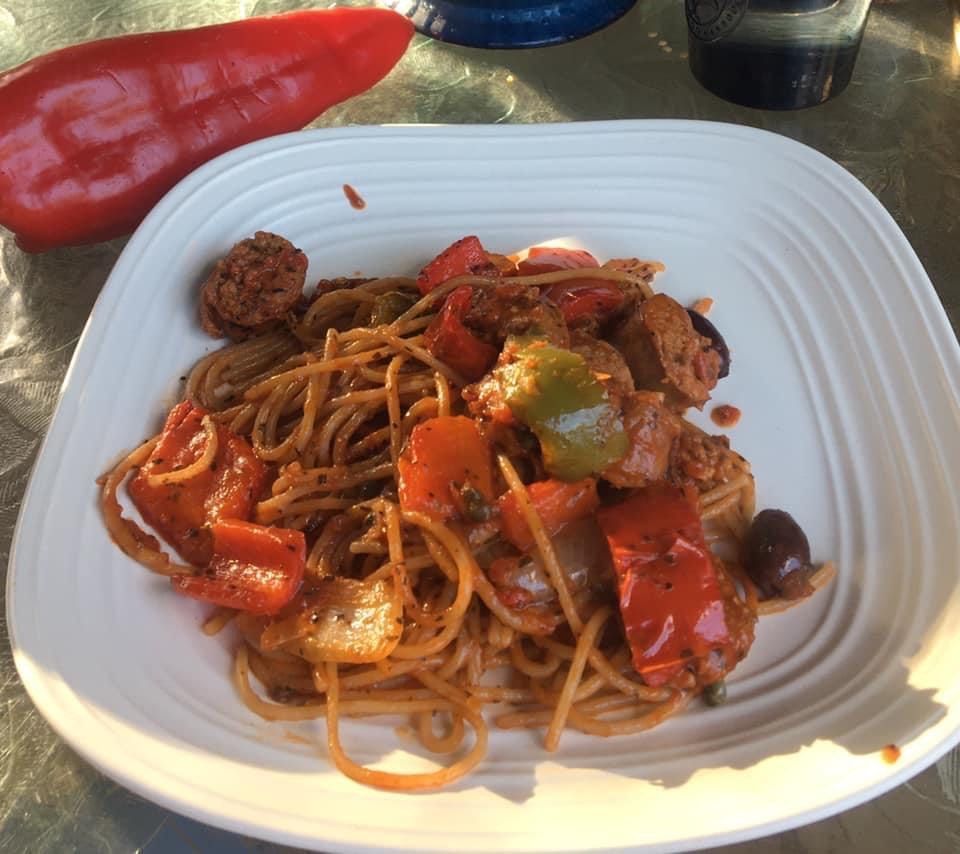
2, 1, 959, 851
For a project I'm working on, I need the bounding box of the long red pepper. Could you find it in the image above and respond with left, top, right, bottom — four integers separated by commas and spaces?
0, 8, 413, 252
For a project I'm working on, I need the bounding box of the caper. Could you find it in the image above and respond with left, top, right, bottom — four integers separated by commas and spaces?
703, 680, 727, 707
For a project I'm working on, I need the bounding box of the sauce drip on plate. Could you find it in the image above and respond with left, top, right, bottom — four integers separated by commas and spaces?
342, 184, 366, 210
711, 404, 741, 428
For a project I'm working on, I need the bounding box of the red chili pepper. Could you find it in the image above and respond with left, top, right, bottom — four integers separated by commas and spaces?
423, 286, 498, 381
543, 281, 625, 324
0, 9, 413, 252
597, 484, 731, 687
516, 246, 600, 274
417, 236, 495, 294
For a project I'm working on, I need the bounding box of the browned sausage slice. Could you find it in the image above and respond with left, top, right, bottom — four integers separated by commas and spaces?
610, 293, 721, 410
200, 231, 307, 340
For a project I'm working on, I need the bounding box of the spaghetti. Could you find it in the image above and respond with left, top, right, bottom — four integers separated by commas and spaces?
99, 235, 833, 791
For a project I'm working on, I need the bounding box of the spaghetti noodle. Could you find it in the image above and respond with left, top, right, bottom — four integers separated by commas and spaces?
99, 235, 833, 791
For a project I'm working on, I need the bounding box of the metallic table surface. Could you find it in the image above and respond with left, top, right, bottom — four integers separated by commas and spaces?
1, 1, 959, 851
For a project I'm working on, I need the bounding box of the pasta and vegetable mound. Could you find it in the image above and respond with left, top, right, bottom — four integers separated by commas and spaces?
100, 233, 834, 791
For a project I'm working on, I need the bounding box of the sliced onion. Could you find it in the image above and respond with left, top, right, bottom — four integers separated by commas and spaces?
545, 516, 616, 596
260, 573, 403, 664
495, 517, 616, 606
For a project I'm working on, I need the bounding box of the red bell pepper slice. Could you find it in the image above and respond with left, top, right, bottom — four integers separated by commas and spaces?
597, 484, 731, 687
0, 9, 413, 252
416, 236, 494, 294
518, 247, 622, 324
171, 519, 305, 614
543, 281, 625, 325
498, 477, 599, 552
398, 416, 494, 523
423, 286, 498, 382
516, 246, 600, 275
128, 400, 268, 565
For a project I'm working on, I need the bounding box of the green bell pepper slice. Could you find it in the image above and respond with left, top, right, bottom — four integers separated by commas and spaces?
497, 339, 627, 481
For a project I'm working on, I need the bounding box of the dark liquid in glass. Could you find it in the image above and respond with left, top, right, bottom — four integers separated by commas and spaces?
688, 36, 863, 110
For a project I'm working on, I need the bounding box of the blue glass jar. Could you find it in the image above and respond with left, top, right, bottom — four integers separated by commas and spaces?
384, 0, 639, 48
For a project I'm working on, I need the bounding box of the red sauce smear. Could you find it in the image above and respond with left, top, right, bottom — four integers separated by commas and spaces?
881, 744, 901, 764
711, 404, 741, 428
342, 184, 366, 210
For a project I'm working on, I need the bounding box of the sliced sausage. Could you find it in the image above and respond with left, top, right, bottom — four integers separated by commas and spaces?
569, 329, 635, 406
200, 231, 307, 341
610, 293, 722, 410
602, 391, 681, 488
463, 283, 569, 349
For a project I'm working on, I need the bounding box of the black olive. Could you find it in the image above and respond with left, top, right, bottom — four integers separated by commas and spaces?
742, 509, 814, 600
703, 680, 727, 706
687, 309, 731, 378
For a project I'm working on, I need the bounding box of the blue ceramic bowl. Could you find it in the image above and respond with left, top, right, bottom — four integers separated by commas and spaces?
385, 1, 639, 48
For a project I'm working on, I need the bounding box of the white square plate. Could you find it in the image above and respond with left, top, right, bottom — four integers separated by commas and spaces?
10, 122, 960, 852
